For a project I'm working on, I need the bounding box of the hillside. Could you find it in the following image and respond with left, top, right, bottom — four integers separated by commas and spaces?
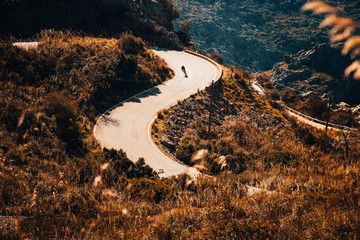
0, 32, 173, 239
0, 0, 183, 49
1, 0, 360, 239
151, 66, 360, 238
1, 33, 360, 239
173, 0, 360, 70
271, 43, 360, 106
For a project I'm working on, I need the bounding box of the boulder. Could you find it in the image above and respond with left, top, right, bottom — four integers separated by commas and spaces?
339, 102, 350, 109
160, 139, 176, 150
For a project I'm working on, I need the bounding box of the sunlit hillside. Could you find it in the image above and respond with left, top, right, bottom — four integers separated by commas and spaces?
1, 0, 360, 239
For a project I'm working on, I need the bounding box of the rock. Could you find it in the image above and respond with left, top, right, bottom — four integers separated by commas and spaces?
301, 91, 314, 98
308, 77, 323, 85
339, 102, 350, 108
271, 43, 360, 105
288, 61, 304, 70
273, 68, 312, 84
160, 139, 176, 150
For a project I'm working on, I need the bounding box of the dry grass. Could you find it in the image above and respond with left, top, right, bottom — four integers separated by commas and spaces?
2, 27, 360, 239
146, 62, 360, 239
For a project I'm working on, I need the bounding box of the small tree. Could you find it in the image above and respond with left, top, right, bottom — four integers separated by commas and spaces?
180, 21, 190, 32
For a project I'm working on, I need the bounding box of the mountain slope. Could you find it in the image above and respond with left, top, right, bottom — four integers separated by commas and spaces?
0, 0, 183, 49
173, 0, 360, 70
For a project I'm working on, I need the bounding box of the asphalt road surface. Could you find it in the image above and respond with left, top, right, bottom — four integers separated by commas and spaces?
94, 50, 221, 177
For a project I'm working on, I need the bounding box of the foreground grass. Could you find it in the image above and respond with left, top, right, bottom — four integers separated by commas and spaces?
1, 31, 359, 239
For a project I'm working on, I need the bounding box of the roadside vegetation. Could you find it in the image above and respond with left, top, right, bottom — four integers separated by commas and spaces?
0, 30, 175, 239
152, 64, 360, 239
1, 0, 360, 238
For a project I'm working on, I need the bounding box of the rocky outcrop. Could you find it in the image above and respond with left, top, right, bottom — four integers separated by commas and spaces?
173, 0, 359, 71
271, 43, 360, 105
103, 0, 183, 49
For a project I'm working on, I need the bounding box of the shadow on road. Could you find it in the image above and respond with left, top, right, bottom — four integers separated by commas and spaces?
129, 87, 161, 103
102, 87, 162, 114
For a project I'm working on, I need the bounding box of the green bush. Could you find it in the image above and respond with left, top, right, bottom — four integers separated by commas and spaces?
268, 90, 280, 101
294, 125, 318, 146
115, 53, 138, 77
65, 192, 98, 218
216, 140, 233, 155
103, 149, 156, 185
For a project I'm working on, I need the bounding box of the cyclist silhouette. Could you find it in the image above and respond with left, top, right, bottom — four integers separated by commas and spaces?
181, 66, 188, 78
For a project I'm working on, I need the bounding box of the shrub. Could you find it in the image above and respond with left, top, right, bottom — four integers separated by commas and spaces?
329, 112, 358, 127
263, 151, 298, 168
216, 140, 233, 155
294, 125, 318, 146
156, 0, 180, 29
128, 178, 174, 203
45, 93, 85, 153
103, 149, 155, 184
64, 192, 98, 219
118, 34, 145, 55
175, 143, 194, 165
226, 153, 251, 173
180, 21, 190, 32
0, 40, 53, 85
263, 81, 274, 89
115, 53, 138, 77
280, 89, 297, 103
157, 110, 164, 119
268, 90, 280, 101
0, 101, 22, 132
306, 98, 328, 119
209, 53, 224, 64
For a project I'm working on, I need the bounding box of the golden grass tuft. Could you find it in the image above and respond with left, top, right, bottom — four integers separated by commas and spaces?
330, 28, 354, 43
100, 162, 110, 173
342, 36, 360, 56
321, 14, 354, 30
94, 175, 103, 187
301, 1, 337, 14
344, 61, 360, 79
303, 1, 360, 80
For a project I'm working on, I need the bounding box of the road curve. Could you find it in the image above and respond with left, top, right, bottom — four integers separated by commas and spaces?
94, 50, 221, 178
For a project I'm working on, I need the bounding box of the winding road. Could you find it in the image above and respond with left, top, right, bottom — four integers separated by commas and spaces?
94, 50, 222, 178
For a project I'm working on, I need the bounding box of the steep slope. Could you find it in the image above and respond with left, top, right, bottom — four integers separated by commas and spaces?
173, 0, 360, 70
271, 43, 360, 105
0, 0, 183, 49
